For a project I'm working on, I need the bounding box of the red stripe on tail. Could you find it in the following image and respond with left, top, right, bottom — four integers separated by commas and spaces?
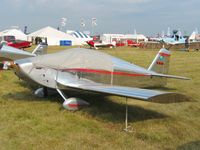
159, 52, 170, 57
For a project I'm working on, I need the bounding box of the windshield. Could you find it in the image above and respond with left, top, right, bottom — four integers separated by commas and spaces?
4, 36, 15, 42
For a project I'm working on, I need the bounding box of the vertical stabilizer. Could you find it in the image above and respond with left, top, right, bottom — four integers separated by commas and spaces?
148, 48, 171, 74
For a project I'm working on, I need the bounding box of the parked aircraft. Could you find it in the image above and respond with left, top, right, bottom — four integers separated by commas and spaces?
0, 35, 31, 49
0, 44, 189, 111
127, 40, 144, 47
152, 30, 187, 45
0, 43, 47, 67
86, 40, 116, 49
161, 35, 187, 45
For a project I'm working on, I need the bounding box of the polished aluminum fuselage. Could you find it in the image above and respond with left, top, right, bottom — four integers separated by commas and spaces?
14, 55, 166, 90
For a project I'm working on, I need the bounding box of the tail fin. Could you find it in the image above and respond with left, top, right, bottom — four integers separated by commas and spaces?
32, 42, 47, 55
148, 48, 170, 74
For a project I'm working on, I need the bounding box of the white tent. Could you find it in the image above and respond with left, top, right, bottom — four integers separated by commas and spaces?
67, 30, 92, 45
101, 34, 125, 43
28, 26, 79, 46
0, 29, 27, 41
100, 33, 148, 43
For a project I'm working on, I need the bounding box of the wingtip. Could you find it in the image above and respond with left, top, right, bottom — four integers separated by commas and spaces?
149, 93, 191, 103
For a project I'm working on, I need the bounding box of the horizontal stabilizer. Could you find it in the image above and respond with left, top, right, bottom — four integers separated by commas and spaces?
0, 45, 35, 60
152, 73, 190, 80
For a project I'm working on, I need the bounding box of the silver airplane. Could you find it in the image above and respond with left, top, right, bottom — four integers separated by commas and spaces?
0, 43, 190, 110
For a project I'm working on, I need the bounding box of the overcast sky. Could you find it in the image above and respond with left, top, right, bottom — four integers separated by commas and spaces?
0, 0, 199, 35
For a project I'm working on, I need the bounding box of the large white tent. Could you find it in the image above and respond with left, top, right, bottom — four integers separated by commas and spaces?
100, 34, 148, 43
28, 26, 79, 46
0, 29, 27, 41
67, 30, 92, 45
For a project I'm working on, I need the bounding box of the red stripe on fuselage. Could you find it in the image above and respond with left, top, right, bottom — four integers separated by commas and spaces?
159, 53, 170, 57
61, 68, 150, 77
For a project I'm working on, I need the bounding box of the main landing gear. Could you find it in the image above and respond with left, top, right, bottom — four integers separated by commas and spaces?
34, 87, 90, 111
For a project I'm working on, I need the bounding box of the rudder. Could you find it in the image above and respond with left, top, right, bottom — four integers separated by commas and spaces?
148, 48, 171, 74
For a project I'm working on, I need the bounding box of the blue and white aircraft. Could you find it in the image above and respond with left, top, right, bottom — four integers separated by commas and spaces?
152, 30, 188, 45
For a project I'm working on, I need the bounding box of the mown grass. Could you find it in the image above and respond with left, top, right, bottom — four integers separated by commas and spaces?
0, 46, 200, 150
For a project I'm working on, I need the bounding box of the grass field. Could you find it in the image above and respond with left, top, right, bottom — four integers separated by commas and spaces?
0, 46, 200, 150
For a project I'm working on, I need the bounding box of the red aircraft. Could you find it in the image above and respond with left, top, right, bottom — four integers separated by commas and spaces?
0, 35, 31, 49
127, 40, 144, 47
86, 40, 116, 49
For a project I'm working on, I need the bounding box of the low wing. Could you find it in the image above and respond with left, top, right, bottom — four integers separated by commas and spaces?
56, 79, 186, 103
